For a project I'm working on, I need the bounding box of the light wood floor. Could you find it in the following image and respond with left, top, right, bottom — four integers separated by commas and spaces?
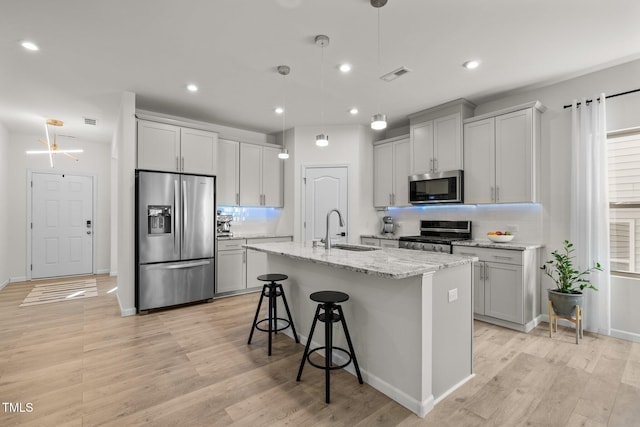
1, 275, 639, 426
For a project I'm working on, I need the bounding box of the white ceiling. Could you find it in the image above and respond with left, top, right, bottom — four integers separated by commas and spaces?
2, 0, 640, 144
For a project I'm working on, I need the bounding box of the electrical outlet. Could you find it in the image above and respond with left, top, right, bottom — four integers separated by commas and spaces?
448, 288, 458, 303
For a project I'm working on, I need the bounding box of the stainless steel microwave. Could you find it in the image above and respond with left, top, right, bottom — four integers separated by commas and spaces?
409, 170, 463, 204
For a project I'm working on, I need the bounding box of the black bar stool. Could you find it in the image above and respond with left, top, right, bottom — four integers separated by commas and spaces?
296, 290, 363, 403
247, 273, 299, 355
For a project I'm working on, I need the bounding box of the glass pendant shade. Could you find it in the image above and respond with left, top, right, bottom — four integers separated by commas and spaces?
316, 134, 329, 147
278, 148, 289, 159
371, 113, 387, 130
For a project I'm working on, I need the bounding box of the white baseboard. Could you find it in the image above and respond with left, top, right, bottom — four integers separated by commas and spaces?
434, 373, 475, 405
10, 276, 27, 283
610, 328, 640, 343
97, 268, 110, 275
109, 271, 117, 277
0, 278, 9, 290
286, 330, 435, 418
117, 292, 136, 317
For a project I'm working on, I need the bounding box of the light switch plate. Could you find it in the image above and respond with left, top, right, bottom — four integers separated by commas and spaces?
448, 288, 458, 302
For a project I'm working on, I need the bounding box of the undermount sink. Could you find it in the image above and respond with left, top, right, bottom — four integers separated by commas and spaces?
332, 243, 381, 252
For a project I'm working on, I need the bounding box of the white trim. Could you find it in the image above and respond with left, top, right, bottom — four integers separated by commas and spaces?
610, 328, 640, 343
11, 276, 27, 283
117, 292, 136, 317
97, 268, 110, 275
288, 330, 436, 418
27, 170, 97, 280
434, 373, 475, 405
109, 271, 118, 277
0, 278, 9, 290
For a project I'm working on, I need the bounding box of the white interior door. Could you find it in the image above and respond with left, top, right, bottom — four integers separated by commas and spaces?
303, 166, 348, 243
32, 172, 94, 279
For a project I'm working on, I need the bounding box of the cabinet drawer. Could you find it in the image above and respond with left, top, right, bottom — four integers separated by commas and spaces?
361, 237, 380, 247
246, 237, 292, 245
380, 239, 399, 249
453, 246, 522, 265
217, 239, 246, 251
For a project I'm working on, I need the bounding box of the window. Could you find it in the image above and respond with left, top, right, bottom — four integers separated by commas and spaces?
608, 130, 640, 274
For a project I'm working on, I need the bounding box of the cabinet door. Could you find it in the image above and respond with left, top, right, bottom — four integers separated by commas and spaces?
393, 138, 411, 206
433, 113, 462, 172
380, 239, 399, 249
373, 143, 394, 207
474, 262, 485, 315
261, 145, 283, 207
239, 143, 262, 206
217, 139, 240, 206
216, 249, 246, 293
410, 121, 434, 174
180, 128, 218, 175
361, 237, 380, 247
484, 262, 523, 323
495, 109, 533, 203
137, 120, 180, 172
463, 118, 495, 204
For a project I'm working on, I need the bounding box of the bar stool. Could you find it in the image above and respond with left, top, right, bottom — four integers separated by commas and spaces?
247, 273, 299, 355
296, 290, 363, 403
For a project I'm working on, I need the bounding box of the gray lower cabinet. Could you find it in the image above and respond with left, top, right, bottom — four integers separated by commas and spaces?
452, 246, 539, 332
360, 237, 399, 248
216, 239, 246, 294
216, 236, 292, 295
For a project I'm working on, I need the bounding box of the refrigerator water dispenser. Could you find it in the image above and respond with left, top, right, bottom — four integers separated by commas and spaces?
147, 205, 172, 234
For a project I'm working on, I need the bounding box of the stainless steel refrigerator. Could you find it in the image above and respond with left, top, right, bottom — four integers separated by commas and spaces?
135, 170, 215, 312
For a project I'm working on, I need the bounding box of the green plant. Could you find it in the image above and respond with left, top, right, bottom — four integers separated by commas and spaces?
541, 240, 602, 293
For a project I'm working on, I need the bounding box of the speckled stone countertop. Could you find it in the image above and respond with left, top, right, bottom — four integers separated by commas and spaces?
452, 240, 544, 251
243, 241, 477, 279
360, 234, 401, 241
217, 234, 293, 241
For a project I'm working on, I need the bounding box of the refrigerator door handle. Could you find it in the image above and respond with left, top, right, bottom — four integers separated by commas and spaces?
182, 179, 187, 254
146, 260, 212, 270
174, 179, 179, 252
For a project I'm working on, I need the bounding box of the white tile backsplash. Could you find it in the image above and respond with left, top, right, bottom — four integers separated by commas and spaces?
374, 203, 543, 243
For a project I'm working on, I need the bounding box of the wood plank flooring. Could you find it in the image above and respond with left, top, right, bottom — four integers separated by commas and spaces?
0, 274, 639, 426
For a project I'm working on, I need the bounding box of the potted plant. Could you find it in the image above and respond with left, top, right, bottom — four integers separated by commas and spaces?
541, 240, 602, 317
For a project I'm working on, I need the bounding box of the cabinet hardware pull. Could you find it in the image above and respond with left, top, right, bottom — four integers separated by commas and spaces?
236, 193, 239, 205
491, 186, 495, 202
181, 156, 184, 171
434, 158, 438, 172
494, 255, 513, 260
176, 156, 179, 171
496, 186, 500, 201
430, 158, 434, 172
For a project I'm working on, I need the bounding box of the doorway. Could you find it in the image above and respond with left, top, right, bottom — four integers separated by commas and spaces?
302, 166, 349, 242
29, 172, 95, 279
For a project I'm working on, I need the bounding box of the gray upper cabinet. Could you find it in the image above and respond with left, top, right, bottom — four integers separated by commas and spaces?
373, 136, 411, 208
239, 143, 283, 207
137, 119, 218, 175
463, 101, 545, 204
408, 99, 475, 175
217, 139, 240, 206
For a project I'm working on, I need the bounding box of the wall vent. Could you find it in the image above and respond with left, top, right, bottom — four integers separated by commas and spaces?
380, 66, 412, 82
84, 117, 98, 126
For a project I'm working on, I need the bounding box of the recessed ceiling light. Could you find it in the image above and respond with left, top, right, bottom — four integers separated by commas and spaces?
186, 84, 198, 92
349, 108, 359, 115
339, 63, 352, 73
462, 60, 480, 70
21, 41, 39, 51
274, 107, 284, 114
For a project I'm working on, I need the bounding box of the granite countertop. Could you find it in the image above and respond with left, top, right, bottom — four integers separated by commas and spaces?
217, 234, 293, 241
243, 241, 477, 279
360, 234, 402, 241
452, 240, 544, 251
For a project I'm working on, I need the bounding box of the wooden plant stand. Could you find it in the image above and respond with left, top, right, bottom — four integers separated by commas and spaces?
548, 300, 583, 344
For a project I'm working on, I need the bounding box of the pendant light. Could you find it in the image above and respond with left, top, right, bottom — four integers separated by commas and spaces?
315, 35, 329, 147
277, 65, 290, 159
371, 0, 388, 131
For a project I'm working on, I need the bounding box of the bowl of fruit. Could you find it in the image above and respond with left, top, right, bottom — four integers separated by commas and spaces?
487, 231, 514, 242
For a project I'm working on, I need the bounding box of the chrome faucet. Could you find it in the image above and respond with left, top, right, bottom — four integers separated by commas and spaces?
324, 208, 345, 250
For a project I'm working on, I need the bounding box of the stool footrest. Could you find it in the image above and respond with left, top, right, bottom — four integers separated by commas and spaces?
307, 346, 353, 371
255, 317, 292, 333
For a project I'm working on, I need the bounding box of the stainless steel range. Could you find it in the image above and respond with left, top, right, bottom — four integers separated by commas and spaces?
399, 220, 471, 253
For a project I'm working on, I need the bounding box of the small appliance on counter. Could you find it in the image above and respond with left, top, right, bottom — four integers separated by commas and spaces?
381, 216, 396, 235
216, 210, 233, 237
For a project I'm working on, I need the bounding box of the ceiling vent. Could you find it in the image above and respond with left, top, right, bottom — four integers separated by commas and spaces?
380, 66, 412, 82
84, 117, 98, 126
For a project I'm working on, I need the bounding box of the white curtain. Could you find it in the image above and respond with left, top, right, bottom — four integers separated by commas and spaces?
570, 94, 611, 335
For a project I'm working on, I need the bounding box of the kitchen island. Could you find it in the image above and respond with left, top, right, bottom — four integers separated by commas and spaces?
243, 241, 477, 417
